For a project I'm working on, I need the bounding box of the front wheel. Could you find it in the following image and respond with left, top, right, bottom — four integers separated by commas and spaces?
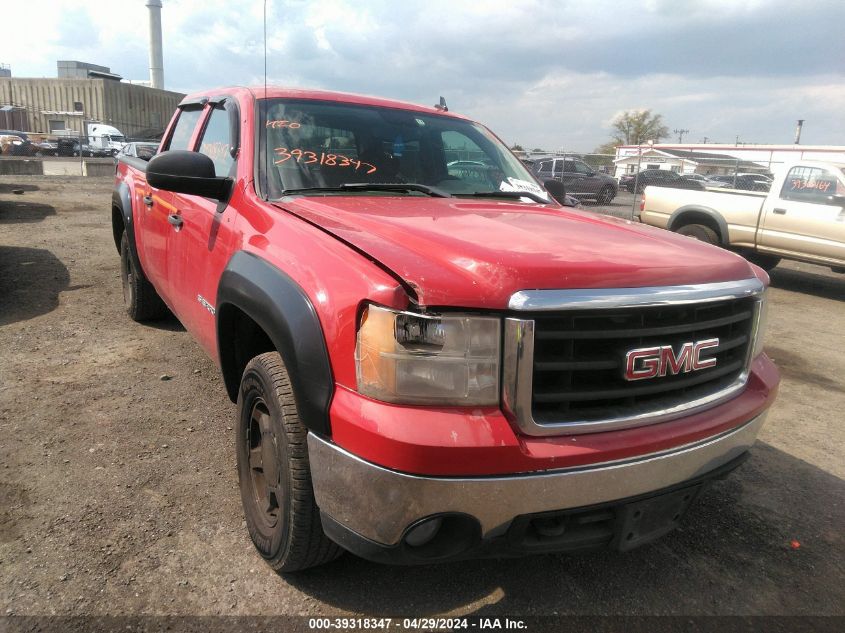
745, 253, 781, 272
236, 352, 343, 573
676, 223, 719, 245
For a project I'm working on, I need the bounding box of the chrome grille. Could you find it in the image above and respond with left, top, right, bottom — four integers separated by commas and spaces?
502, 279, 764, 436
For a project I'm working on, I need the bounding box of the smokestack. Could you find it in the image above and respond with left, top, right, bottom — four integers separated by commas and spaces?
146, 0, 164, 89
794, 119, 804, 145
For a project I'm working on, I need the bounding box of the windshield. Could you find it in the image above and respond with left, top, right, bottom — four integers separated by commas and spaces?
258, 98, 547, 201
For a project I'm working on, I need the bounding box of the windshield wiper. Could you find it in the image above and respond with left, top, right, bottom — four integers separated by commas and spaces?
280, 183, 452, 198
455, 190, 549, 204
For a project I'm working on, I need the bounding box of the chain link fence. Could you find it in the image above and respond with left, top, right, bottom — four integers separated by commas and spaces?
511, 147, 779, 220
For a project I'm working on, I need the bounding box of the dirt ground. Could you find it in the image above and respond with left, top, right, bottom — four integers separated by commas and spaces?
0, 175, 843, 618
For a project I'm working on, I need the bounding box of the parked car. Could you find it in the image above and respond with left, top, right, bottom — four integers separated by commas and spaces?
534, 157, 617, 203
0, 134, 30, 156
710, 175, 771, 191
640, 160, 845, 272
113, 85, 777, 571
0, 129, 29, 141
34, 140, 59, 156
117, 142, 159, 161
622, 169, 705, 194
738, 172, 773, 182
685, 173, 730, 188
56, 138, 104, 157
0, 131, 41, 156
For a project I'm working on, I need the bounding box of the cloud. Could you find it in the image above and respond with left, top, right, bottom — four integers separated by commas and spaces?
1, 0, 843, 150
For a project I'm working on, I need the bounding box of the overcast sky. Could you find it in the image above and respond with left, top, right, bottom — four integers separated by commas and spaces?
4, 0, 844, 151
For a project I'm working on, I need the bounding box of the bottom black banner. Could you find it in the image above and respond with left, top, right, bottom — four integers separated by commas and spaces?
1, 616, 842, 633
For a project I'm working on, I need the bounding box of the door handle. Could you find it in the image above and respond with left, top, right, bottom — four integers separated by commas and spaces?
143, 195, 154, 207
773, 208, 787, 215
167, 213, 183, 228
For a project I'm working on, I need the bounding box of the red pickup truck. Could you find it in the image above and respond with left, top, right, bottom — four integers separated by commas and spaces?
112, 86, 779, 571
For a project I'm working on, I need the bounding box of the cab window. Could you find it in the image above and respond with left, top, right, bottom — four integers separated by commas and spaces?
197, 105, 236, 177
781, 166, 845, 203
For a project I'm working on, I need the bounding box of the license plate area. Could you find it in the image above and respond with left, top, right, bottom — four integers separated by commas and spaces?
616, 484, 704, 551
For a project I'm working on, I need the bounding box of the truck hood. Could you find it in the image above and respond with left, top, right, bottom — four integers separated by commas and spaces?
275, 196, 756, 309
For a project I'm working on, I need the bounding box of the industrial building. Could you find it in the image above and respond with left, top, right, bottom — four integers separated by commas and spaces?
0, 1, 178, 140
0, 61, 184, 139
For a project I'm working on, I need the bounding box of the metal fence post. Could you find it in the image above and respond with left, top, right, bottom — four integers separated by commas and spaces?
733, 158, 738, 188
631, 144, 643, 219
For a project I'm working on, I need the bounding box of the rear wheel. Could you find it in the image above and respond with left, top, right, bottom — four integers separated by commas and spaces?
676, 223, 719, 245
236, 352, 342, 573
597, 185, 615, 204
119, 231, 169, 321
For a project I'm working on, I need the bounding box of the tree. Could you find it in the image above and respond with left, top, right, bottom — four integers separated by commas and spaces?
594, 109, 669, 154
510, 143, 524, 152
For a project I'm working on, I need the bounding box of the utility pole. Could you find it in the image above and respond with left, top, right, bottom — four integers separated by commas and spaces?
673, 128, 689, 143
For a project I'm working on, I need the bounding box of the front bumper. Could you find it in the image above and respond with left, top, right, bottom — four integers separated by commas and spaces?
309, 411, 767, 560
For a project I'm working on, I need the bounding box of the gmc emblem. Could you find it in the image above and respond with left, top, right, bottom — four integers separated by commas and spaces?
624, 338, 719, 381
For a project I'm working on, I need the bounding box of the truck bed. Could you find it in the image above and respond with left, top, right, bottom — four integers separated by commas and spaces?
640, 185, 767, 249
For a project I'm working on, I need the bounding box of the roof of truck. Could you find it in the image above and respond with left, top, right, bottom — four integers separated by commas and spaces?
179, 85, 468, 120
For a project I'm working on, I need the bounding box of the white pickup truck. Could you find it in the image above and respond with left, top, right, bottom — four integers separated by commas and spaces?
639, 160, 845, 272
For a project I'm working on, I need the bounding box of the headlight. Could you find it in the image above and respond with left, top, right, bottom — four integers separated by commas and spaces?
751, 290, 769, 358
355, 304, 501, 405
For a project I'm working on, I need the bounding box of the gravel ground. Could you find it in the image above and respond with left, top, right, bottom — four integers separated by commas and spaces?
0, 176, 843, 619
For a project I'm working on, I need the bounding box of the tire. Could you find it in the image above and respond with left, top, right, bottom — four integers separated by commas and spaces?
236, 352, 343, 573
598, 185, 615, 204
746, 253, 781, 272
676, 223, 719, 245
119, 231, 169, 321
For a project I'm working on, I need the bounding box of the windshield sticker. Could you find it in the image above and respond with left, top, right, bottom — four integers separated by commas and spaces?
266, 119, 302, 129
274, 148, 377, 174
500, 178, 549, 201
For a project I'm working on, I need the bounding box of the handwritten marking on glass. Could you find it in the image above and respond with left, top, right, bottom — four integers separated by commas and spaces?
273, 148, 377, 174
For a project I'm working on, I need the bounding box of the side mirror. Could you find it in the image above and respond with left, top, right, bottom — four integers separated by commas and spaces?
543, 179, 567, 205
147, 150, 232, 200
826, 194, 845, 208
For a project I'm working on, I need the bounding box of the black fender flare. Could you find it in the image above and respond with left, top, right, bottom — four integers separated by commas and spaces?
216, 251, 334, 436
111, 181, 145, 273
667, 205, 730, 246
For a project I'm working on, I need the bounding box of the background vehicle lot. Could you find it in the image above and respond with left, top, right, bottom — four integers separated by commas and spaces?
0, 176, 843, 616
